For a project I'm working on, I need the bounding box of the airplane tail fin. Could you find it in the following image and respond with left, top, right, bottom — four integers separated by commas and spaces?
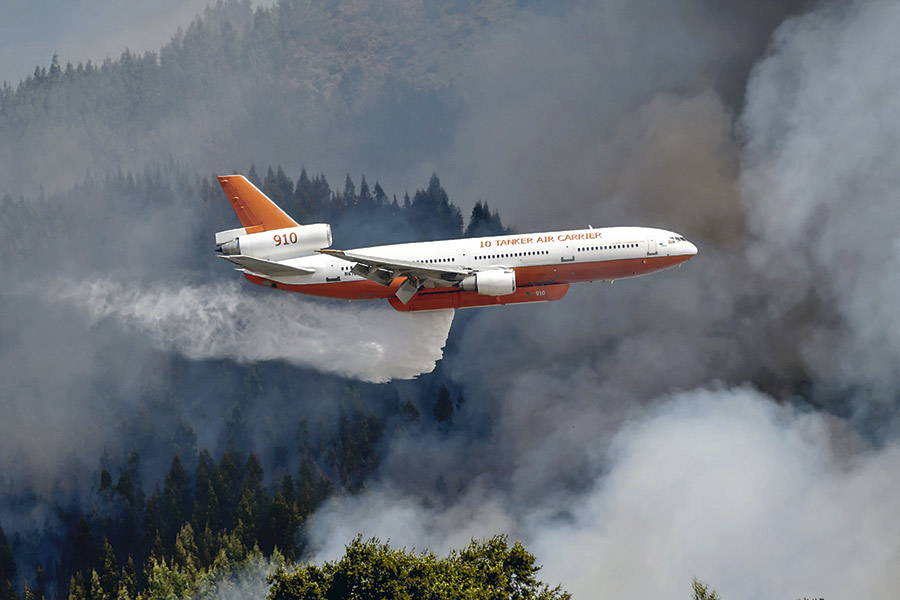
217, 174, 299, 233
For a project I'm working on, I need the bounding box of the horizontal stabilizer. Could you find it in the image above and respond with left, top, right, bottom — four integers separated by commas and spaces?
215, 227, 248, 246
218, 254, 315, 278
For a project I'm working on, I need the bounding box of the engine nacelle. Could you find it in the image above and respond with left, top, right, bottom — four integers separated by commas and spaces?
459, 269, 516, 296
217, 224, 332, 260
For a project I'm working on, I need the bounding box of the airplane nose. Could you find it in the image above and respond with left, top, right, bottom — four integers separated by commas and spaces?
686, 241, 698, 256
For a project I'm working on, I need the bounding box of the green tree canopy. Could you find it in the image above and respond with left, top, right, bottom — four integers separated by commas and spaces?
267, 534, 570, 600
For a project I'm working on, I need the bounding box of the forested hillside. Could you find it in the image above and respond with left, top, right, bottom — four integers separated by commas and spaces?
0, 0, 514, 198
0, 159, 507, 600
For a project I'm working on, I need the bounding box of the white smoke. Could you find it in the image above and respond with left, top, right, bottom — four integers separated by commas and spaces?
297, 1, 900, 597
740, 0, 900, 399
54, 279, 454, 383
532, 387, 900, 599
303, 387, 900, 599
192, 552, 281, 600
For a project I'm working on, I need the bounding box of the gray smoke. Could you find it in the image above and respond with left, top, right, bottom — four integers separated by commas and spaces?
192, 552, 282, 600
740, 0, 900, 408
298, 0, 900, 597
307, 387, 900, 598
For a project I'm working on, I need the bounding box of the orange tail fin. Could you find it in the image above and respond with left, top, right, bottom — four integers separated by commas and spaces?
217, 175, 299, 233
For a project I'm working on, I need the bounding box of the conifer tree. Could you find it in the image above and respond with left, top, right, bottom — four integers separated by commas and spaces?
99, 539, 119, 600
432, 384, 454, 423
0, 523, 16, 600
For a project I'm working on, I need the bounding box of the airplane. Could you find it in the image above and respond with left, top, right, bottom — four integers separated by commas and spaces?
214, 174, 697, 312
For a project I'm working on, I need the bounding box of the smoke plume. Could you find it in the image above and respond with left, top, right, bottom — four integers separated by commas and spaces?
306, 388, 900, 598
297, 0, 900, 597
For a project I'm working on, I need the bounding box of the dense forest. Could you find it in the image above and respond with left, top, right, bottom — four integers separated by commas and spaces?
0, 0, 514, 199
0, 161, 509, 600
0, 8, 514, 584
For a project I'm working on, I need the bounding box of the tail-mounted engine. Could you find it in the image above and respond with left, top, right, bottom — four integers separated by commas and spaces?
459, 269, 516, 296
216, 224, 333, 260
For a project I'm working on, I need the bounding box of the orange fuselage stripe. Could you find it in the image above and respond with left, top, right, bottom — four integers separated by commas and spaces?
243, 254, 690, 302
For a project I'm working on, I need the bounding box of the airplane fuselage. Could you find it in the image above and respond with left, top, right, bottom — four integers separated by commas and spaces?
241, 226, 697, 311
213, 174, 697, 312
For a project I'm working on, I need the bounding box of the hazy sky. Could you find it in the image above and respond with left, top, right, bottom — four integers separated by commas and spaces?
0, 0, 272, 86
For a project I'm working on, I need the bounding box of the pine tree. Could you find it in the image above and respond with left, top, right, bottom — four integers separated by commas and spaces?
100, 470, 113, 493
72, 518, 96, 576
247, 164, 261, 187
358, 176, 372, 211
0, 522, 16, 600
465, 200, 510, 237
89, 570, 102, 600
0, 523, 15, 584
219, 446, 245, 530
373, 182, 387, 207
294, 168, 314, 220
173, 524, 199, 578
98, 539, 119, 600
191, 450, 223, 541
161, 455, 191, 548
67, 573, 88, 600
120, 558, 136, 600
432, 384, 454, 423
33, 566, 45, 600
235, 453, 267, 551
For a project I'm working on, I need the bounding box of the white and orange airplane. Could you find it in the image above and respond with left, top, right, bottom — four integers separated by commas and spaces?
214, 175, 697, 311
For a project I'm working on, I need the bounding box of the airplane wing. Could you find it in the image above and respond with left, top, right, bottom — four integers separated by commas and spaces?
218, 254, 315, 278
319, 249, 473, 304
320, 249, 470, 279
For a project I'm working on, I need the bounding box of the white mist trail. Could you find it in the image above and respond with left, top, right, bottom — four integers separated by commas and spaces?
54, 279, 454, 382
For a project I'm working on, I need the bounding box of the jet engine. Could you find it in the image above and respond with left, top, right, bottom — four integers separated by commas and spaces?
217, 224, 332, 260
459, 269, 516, 296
